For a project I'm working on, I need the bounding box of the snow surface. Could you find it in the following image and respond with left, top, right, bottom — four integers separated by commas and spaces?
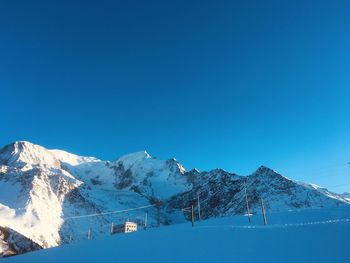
6, 207, 350, 263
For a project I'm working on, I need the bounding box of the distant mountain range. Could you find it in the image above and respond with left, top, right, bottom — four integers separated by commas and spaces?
0, 141, 349, 257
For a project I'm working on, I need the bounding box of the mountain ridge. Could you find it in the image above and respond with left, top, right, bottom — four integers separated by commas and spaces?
0, 141, 349, 256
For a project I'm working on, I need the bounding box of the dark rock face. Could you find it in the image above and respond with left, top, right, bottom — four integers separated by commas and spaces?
166, 169, 245, 221
111, 162, 135, 189
0, 227, 42, 257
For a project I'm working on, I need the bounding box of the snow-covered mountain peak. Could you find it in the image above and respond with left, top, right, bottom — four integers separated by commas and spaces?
0, 141, 60, 168
251, 165, 286, 179
190, 168, 200, 173
114, 150, 151, 168
49, 149, 100, 166
207, 168, 236, 178
109, 151, 190, 199
255, 165, 275, 173
165, 158, 186, 174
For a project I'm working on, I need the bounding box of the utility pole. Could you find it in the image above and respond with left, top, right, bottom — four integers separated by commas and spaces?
197, 191, 201, 222
110, 222, 114, 234
144, 211, 148, 230
157, 200, 161, 227
260, 198, 267, 225
191, 205, 194, 227
244, 181, 251, 223
181, 206, 194, 227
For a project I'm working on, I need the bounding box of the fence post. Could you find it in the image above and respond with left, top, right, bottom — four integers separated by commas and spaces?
87, 228, 91, 240
197, 191, 201, 222
144, 211, 148, 230
157, 200, 161, 227
261, 198, 267, 225
191, 205, 194, 227
244, 181, 251, 223
111, 222, 114, 234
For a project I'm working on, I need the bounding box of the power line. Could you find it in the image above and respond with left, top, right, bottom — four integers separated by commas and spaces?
197, 218, 350, 230
289, 164, 350, 182
326, 182, 350, 189
64, 204, 156, 220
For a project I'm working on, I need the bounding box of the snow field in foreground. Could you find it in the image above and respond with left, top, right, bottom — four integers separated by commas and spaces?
7, 207, 350, 263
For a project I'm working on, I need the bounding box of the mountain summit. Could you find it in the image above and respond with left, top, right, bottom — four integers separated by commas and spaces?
0, 141, 61, 168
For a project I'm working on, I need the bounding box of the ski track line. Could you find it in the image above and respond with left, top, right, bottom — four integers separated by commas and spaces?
197, 218, 350, 230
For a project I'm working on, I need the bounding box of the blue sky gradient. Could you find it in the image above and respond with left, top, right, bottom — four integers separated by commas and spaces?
1, 0, 350, 192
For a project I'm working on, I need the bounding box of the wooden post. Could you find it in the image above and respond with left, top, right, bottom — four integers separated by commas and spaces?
144, 211, 148, 230
261, 198, 267, 225
191, 205, 194, 227
197, 191, 201, 222
111, 222, 114, 234
157, 200, 161, 227
244, 182, 251, 223
87, 228, 91, 240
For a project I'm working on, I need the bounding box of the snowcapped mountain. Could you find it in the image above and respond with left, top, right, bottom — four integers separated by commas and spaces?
0, 141, 189, 253
166, 166, 349, 221
341, 192, 350, 202
0, 141, 349, 256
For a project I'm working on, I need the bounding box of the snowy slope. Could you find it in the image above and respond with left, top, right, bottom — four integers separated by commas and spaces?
0, 141, 349, 257
0, 161, 82, 248
5, 207, 350, 263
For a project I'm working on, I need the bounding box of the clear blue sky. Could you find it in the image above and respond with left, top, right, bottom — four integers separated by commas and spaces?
1, 0, 350, 193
